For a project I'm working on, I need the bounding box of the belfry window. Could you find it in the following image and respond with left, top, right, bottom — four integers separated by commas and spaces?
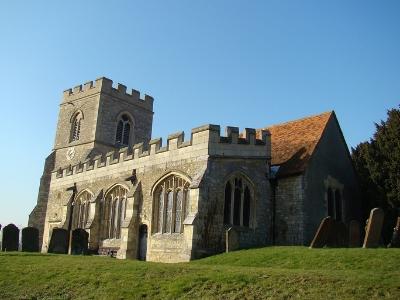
100, 185, 128, 239
223, 174, 254, 228
70, 112, 83, 142
72, 190, 92, 229
115, 114, 132, 146
153, 174, 190, 234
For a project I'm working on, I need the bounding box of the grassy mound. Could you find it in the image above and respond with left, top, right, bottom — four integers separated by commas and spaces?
0, 247, 399, 299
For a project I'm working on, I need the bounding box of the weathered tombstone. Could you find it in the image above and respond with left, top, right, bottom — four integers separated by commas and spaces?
226, 227, 240, 252
348, 220, 360, 248
363, 208, 384, 248
2, 224, 19, 251
71, 228, 88, 255
309, 217, 333, 248
21, 227, 39, 252
388, 217, 400, 248
48, 228, 69, 254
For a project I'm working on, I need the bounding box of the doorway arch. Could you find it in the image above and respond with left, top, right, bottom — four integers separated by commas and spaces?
138, 224, 148, 261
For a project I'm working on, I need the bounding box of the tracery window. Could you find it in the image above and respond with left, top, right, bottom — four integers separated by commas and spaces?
101, 185, 128, 239
115, 114, 132, 146
70, 111, 83, 142
223, 175, 254, 228
153, 174, 190, 234
72, 190, 92, 229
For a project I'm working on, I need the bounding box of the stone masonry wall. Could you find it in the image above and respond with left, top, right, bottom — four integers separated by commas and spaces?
274, 175, 305, 245
41, 124, 270, 262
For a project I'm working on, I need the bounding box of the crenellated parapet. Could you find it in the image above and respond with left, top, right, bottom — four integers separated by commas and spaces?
53, 124, 271, 180
62, 77, 153, 111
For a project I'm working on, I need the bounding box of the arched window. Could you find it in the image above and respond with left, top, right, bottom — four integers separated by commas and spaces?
153, 174, 190, 234
72, 190, 92, 229
70, 111, 83, 142
101, 185, 128, 239
115, 114, 132, 146
223, 174, 254, 228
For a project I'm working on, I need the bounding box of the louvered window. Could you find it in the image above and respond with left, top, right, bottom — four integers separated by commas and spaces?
115, 114, 132, 146
70, 112, 83, 142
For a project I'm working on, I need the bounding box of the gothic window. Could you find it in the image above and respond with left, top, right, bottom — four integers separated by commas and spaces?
335, 190, 342, 221
243, 186, 251, 227
223, 182, 231, 224
175, 190, 183, 233
72, 190, 92, 229
326, 187, 343, 221
115, 114, 132, 146
70, 111, 83, 142
153, 174, 190, 234
223, 174, 254, 228
101, 185, 128, 240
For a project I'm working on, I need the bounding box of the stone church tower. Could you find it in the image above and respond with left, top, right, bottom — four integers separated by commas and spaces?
29, 77, 154, 246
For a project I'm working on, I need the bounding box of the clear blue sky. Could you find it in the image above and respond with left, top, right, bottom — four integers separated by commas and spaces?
0, 1, 399, 228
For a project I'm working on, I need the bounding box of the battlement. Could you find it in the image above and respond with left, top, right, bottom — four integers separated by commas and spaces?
62, 77, 153, 111
53, 125, 271, 180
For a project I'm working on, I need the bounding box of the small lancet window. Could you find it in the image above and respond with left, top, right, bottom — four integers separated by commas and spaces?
115, 114, 132, 146
223, 174, 254, 228
70, 112, 83, 142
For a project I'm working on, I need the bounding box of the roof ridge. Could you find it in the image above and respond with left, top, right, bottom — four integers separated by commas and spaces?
263, 111, 333, 129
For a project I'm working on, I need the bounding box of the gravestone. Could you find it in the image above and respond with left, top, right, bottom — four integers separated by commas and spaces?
348, 220, 360, 248
326, 221, 348, 247
363, 208, 384, 248
71, 229, 88, 255
309, 217, 333, 248
388, 217, 400, 248
48, 228, 69, 254
226, 227, 240, 252
21, 227, 39, 252
2, 224, 19, 251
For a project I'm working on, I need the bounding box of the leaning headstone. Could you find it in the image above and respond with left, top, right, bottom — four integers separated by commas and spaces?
363, 208, 384, 248
309, 217, 333, 248
2, 224, 19, 251
71, 229, 88, 255
21, 227, 39, 252
48, 228, 69, 254
326, 221, 348, 247
388, 217, 400, 248
348, 220, 360, 248
226, 227, 240, 252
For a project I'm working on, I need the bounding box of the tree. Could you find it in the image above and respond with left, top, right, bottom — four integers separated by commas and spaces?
352, 106, 400, 243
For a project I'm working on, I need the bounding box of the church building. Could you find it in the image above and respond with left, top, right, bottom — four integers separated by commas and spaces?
29, 77, 359, 262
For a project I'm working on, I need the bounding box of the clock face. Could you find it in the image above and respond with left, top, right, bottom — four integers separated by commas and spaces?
66, 147, 75, 160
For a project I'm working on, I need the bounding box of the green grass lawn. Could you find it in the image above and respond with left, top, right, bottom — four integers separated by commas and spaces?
0, 247, 399, 299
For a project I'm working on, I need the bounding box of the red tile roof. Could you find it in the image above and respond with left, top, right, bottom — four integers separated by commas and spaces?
257, 111, 333, 178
